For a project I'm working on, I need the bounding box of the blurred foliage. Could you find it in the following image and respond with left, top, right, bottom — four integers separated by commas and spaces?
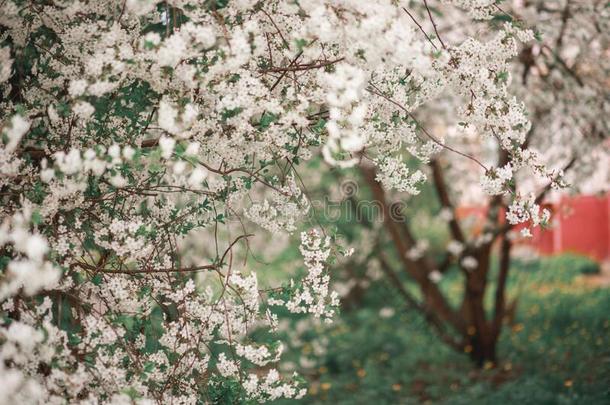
267, 254, 610, 404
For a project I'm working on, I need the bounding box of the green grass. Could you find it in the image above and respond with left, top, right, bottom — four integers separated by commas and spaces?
273, 254, 610, 404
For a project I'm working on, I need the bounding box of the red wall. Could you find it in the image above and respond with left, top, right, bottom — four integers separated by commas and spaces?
532, 194, 610, 261
457, 193, 610, 262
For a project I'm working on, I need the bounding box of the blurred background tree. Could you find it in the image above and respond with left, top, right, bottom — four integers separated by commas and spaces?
253, 0, 609, 402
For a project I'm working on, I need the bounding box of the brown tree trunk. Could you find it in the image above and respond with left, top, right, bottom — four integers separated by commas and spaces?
360, 164, 466, 338
469, 333, 497, 367
460, 246, 500, 367
358, 163, 515, 366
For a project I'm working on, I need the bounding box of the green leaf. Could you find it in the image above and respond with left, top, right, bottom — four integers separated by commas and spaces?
492, 14, 513, 23
31, 210, 43, 226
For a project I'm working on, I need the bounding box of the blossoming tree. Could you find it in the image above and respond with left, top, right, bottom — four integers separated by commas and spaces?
315, 0, 608, 367
0, 0, 606, 403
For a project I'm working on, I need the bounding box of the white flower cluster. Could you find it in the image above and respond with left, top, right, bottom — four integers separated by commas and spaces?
375, 157, 427, 194
461, 255, 479, 270
446, 240, 465, 257
322, 64, 369, 167
481, 163, 514, 195
246, 176, 310, 234
506, 194, 550, 229
442, 0, 497, 20
0, 208, 60, 300
0, 299, 74, 404
270, 230, 339, 322
158, 98, 199, 138
406, 239, 430, 261
0, 115, 30, 187
94, 219, 153, 261
235, 343, 282, 367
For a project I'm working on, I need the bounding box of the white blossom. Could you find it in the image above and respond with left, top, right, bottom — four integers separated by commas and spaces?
461, 256, 478, 271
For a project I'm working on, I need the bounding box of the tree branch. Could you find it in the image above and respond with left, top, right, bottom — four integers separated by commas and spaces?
491, 235, 512, 339
378, 252, 465, 351
430, 159, 465, 243
360, 163, 466, 334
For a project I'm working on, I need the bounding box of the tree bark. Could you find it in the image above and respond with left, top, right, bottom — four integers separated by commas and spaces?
360, 164, 466, 336
462, 247, 498, 367
358, 162, 518, 367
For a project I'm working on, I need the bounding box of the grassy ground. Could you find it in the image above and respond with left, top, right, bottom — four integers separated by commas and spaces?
274, 255, 610, 404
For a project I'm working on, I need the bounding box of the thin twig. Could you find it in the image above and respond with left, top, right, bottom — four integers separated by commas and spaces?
402, 7, 438, 51
366, 84, 489, 172
422, 0, 446, 49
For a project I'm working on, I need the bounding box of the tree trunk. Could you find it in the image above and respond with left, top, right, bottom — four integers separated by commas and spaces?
461, 247, 499, 367
469, 333, 497, 367
359, 163, 516, 367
